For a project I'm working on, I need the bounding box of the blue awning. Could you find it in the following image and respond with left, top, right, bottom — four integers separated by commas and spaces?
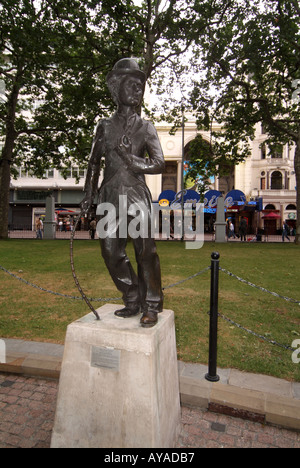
225, 190, 246, 206
204, 190, 222, 208
158, 189, 201, 205
183, 190, 201, 203
158, 190, 176, 203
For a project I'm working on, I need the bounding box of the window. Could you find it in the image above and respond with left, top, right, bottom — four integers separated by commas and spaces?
60, 167, 85, 179
72, 167, 85, 179
261, 143, 266, 159
42, 169, 54, 178
60, 168, 72, 179
271, 171, 283, 190
260, 177, 266, 190
16, 191, 49, 201
162, 162, 177, 192
271, 145, 283, 159
286, 204, 296, 210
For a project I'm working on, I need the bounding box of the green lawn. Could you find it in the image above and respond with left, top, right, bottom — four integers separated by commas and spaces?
0, 239, 299, 382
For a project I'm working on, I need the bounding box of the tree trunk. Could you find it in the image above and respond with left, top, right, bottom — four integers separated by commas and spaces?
0, 158, 11, 239
0, 81, 19, 239
294, 141, 300, 245
0, 133, 15, 239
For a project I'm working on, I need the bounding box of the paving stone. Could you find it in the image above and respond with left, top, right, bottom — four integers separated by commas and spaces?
1, 373, 299, 449
1, 337, 300, 447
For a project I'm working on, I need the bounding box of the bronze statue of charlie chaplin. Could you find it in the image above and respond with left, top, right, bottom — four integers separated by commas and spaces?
81, 58, 165, 327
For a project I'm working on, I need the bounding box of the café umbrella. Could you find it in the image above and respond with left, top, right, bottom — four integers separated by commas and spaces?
262, 212, 281, 219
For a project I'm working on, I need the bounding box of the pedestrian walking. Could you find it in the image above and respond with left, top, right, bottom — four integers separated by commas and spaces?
228, 221, 236, 239
282, 222, 291, 242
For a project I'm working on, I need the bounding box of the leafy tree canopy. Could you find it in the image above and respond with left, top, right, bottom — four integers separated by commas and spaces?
190, 0, 299, 153
0, 0, 146, 178
187, 0, 300, 242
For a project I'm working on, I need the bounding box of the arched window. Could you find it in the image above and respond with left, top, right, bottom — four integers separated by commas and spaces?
271, 171, 283, 190
265, 204, 276, 210
286, 204, 296, 210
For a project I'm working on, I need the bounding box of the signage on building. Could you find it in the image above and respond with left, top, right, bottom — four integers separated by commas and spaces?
158, 188, 261, 215
224, 190, 246, 208
159, 199, 170, 207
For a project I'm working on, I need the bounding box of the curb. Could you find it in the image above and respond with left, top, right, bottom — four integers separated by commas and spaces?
1, 339, 300, 432
0, 352, 61, 380
0, 339, 62, 380
179, 363, 300, 432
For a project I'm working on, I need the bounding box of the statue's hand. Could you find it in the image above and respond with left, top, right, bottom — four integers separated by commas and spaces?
120, 135, 132, 150
116, 135, 133, 166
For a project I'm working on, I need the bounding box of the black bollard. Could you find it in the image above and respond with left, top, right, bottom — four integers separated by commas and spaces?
205, 252, 220, 382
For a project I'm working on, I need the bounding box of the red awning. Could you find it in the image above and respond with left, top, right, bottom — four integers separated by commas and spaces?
262, 212, 281, 219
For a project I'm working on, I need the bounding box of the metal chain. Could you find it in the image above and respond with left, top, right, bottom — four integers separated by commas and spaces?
219, 268, 300, 305
218, 312, 294, 351
0, 259, 297, 352
0, 264, 211, 302
0, 265, 120, 303
218, 267, 298, 350
162, 266, 211, 290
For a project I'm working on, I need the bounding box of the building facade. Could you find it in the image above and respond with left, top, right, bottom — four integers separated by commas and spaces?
9, 118, 297, 236
9, 166, 86, 231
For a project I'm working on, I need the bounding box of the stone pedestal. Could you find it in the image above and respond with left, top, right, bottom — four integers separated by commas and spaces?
51, 304, 181, 448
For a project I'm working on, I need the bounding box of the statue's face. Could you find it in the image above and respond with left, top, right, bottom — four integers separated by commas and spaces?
118, 75, 143, 108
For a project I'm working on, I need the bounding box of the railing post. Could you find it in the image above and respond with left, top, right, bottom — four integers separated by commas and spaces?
205, 252, 220, 382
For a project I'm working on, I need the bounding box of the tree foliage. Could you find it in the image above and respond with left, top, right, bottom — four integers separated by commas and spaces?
190, 0, 300, 242
1, 0, 298, 242
0, 0, 145, 237
0, 0, 144, 175
0, 0, 234, 238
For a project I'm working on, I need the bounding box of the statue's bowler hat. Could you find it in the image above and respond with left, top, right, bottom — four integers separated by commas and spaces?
107, 58, 146, 84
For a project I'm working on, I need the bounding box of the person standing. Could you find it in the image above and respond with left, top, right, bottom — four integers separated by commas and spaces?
36, 218, 43, 239
89, 218, 97, 240
239, 217, 247, 242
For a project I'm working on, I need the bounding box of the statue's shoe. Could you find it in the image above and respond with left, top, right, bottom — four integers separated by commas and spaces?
114, 306, 140, 318
140, 310, 158, 328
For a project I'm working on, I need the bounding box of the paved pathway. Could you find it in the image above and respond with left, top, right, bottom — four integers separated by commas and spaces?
8, 230, 292, 243
1, 372, 299, 449
0, 373, 57, 448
